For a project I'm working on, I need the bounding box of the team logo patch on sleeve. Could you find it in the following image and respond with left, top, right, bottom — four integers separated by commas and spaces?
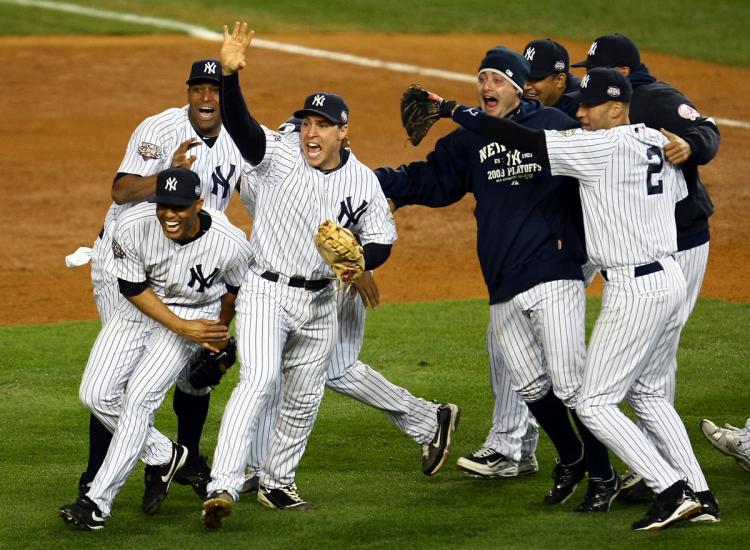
137, 142, 163, 160
558, 129, 577, 137
112, 238, 125, 259
678, 104, 701, 121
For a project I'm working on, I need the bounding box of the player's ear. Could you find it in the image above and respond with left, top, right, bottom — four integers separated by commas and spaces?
338, 124, 349, 141
195, 198, 205, 211
555, 73, 566, 90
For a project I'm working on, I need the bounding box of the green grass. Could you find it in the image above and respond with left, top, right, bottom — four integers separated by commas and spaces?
1, 298, 749, 548
1, 0, 749, 65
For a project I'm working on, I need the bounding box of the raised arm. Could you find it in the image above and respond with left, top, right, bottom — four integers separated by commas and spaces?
219, 21, 266, 165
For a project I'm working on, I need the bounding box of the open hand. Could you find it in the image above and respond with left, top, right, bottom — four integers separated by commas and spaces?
221, 21, 255, 75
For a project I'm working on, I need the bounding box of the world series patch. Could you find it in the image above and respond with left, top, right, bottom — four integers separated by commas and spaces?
112, 238, 125, 259
137, 142, 163, 160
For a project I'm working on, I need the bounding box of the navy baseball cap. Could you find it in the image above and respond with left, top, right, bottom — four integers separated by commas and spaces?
478, 46, 530, 93
294, 92, 349, 125
152, 167, 202, 206
186, 58, 221, 85
523, 39, 569, 79
571, 34, 641, 70
566, 67, 633, 105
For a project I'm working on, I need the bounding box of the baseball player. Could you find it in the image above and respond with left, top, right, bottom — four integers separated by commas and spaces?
439, 67, 718, 530
59, 167, 252, 530
239, 121, 459, 490
571, 34, 720, 503
77, 58, 248, 505
379, 47, 618, 512
522, 38, 581, 118
200, 22, 398, 528
701, 418, 750, 473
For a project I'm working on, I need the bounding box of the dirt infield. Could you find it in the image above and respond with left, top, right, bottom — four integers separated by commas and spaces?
3, 34, 749, 326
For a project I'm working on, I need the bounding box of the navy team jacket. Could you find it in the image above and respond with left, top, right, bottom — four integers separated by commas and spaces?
375, 99, 586, 304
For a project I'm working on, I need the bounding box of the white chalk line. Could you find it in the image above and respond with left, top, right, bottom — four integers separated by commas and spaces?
4, 0, 748, 130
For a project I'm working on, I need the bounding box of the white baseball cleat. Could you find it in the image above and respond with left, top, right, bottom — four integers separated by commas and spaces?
701, 418, 750, 473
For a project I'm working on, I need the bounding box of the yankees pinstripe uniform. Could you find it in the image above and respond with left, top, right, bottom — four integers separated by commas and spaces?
450, 67, 715, 529
75, 59, 249, 505
379, 47, 616, 513
60, 169, 251, 527
202, 41, 397, 520
239, 122, 453, 484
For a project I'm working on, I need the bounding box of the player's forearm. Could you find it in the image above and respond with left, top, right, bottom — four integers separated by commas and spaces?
452, 106, 550, 166
682, 121, 720, 166
125, 287, 186, 333
217, 291, 237, 328
363, 243, 391, 271
111, 173, 156, 205
220, 72, 266, 165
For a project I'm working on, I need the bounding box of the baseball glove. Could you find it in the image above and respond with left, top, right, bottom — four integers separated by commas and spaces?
189, 337, 237, 390
400, 84, 456, 146
315, 220, 365, 283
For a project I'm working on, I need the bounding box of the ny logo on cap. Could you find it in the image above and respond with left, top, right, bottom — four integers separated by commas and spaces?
524, 47, 536, 61
588, 42, 598, 56
204, 61, 217, 75
312, 94, 326, 107
165, 177, 178, 191
581, 74, 590, 88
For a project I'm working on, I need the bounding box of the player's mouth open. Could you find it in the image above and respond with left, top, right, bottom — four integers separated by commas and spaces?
198, 106, 215, 119
483, 96, 498, 109
164, 220, 181, 232
306, 143, 322, 157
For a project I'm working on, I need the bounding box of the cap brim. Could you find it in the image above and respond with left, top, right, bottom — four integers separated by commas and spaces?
150, 196, 197, 206
564, 90, 582, 100
186, 77, 221, 85
528, 69, 553, 80
570, 60, 590, 68
293, 108, 342, 124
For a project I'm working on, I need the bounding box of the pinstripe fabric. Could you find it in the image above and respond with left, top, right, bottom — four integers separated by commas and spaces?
577, 258, 707, 493
545, 124, 687, 268
489, 280, 587, 408
544, 124, 709, 495
80, 208, 251, 515
742, 420, 750, 454
481, 324, 538, 461
245, 289, 440, 475
209, 131, 395, 496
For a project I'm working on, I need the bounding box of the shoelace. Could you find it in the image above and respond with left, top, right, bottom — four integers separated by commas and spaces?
470, 447, 497, 458
281, 484, 304, 502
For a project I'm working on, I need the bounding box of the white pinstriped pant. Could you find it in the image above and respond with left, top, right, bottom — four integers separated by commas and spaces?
662, 241, 710, 402
480, 324, 538, 461
489, 279, 587, 409
80, 299, 207, 515
576, 256, 708, 494
208, 270, 338, 497
246, 287, 440, 475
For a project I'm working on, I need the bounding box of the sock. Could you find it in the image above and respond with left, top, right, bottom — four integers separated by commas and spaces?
173, 387, 210, 461
571, 409, 613, 480
84, 414, 113, 483
526, 391, 583, 466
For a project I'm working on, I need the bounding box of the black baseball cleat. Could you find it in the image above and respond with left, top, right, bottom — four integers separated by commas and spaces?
173, 454, 211, 500
142, 442, 188, 515
201, 490, 234, 529
422, 403, 461, 476
691, 490, 721, 524
576, 472, 622, 512
617, 471, 655, 504
258, 483, 313, 511
58, 496, 107, 530
632, 480, 702, 531
544, 457, 586, 505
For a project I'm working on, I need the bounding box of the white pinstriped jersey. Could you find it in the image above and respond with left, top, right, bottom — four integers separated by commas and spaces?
117, 106, 246, 212
242, 128, 396, 279
111, 202, 251, 313
544, 124, 687, 268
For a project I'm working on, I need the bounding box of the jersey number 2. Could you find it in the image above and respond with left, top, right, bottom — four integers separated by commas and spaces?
645, 146, 664, 195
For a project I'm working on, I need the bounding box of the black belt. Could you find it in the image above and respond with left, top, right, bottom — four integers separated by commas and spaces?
601, 261, 663, 282
260, 270, 330, 292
